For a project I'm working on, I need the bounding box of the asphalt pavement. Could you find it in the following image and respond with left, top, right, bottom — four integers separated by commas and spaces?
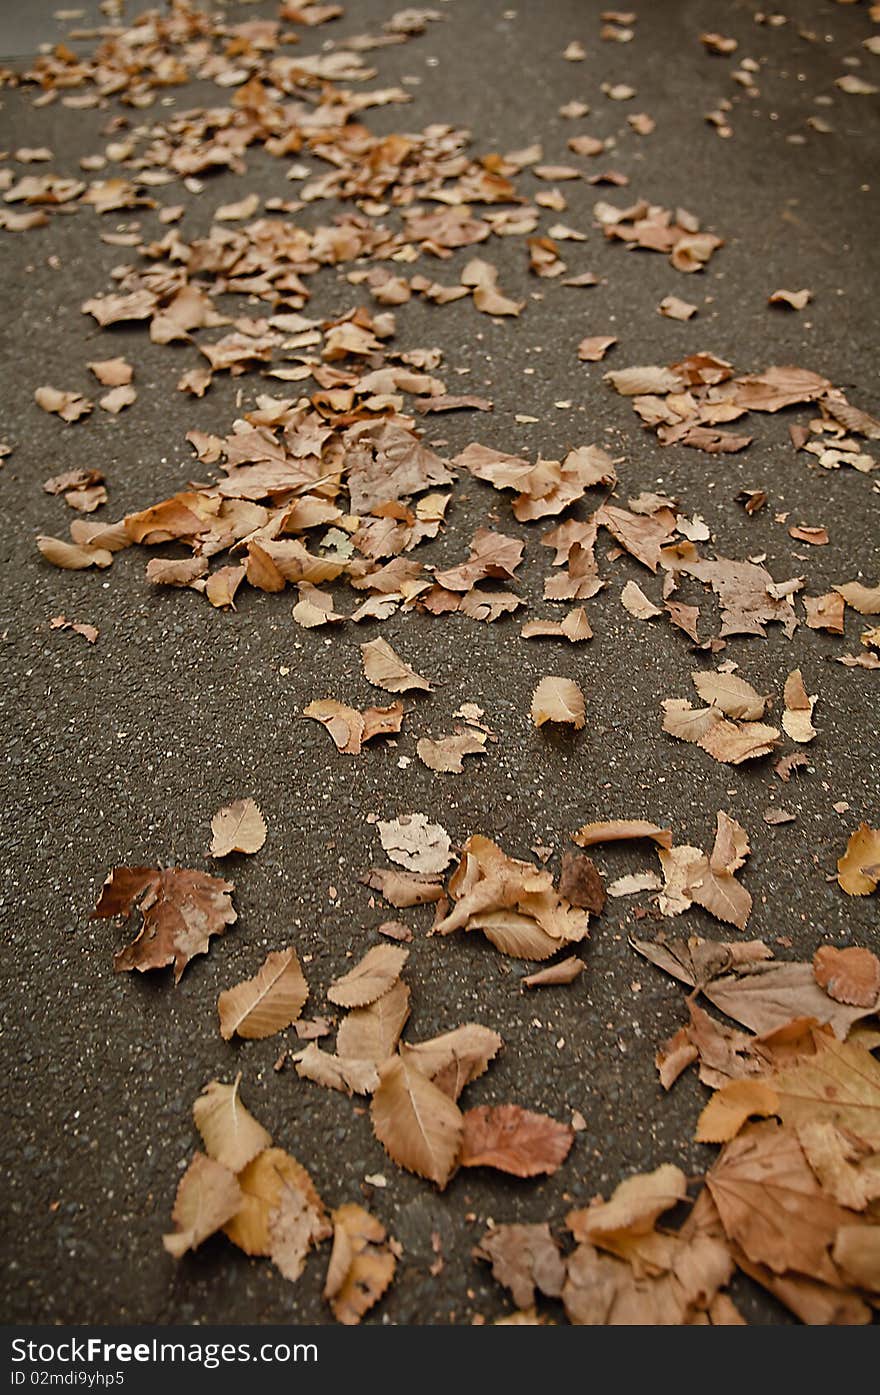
1, 0, 878, 1325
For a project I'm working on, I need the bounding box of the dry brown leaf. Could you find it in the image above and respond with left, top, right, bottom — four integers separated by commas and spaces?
91, 866, 236, 982
370, 1054, 463, 1188
210, 798, 267, 857
531, 676, 586, 729
695, 1079, 780, 1143
460, 1104, 573, 1177
88, 357, 133, 387
377, 814, 452, 874
521, 607, 593, 642
707, 1121, 861, 1285
813, 946, 880, 1008
163, 1153, 242, 1259
837, 824, 880, 896
361, 637, 432, 692
572, 820, 673, 849
770, 1031, 880, 1149
578, 335, 617, 362
35, 385, 93, 422
697, 718, 781, 764
567, 1164, 688, 1249
295, 1044, 380, 1097
37, 536, 114, 570
476, 1223, 566, 1309
563, 1233, 732, 1324
521, 955, 586, 988
218, 948, 308, 1041
335, 979, 411, 1069
360, 868, 445, 907
782, 668, 817, 744
192, 1076, 272, 1172
324, 1203, 396, 1324
769, 289, 812, 311
224, 1149, 326, 1258
400, 1024, 503, 1101
328, 944, 408, 1009
834, 582, 880, 616
416, 732, 487, 773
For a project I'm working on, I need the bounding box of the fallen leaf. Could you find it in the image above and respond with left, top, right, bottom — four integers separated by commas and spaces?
378, 814, 452, 874
572, 820, 672, 849
531, 676, 586, 729
813, 946, 880, 1008
210, 798, 267, 856
163, 1153, 242, 1259
769, 289, 812, 311
578, 336, 617, 362
336, 979, 412, 1069
691, 670, 767, 720
218, 948, 308, 1040
360, 868, 445, 907
192, 1076, 272, 1171
834, 582, 880, 616
400, 1024, 503, 1100
91, 866, 236, 982
328, 944, 408, 1008
370, 1054, 463, 1188
476, 1223, 566, 1308
838, 824, 880, 896
460, 1105, 574, 1177
416, 732, 487, 773
324, 1203, 396, 1324
361, 637, 432, 692
521, 956, 585, 987
558, 852, 606, 912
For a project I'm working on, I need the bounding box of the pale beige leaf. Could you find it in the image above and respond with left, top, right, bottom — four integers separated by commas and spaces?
521, 956, 585, 987
210, 798, 267, 857
662, 698, 722, 743
192, 1076, 272, 1172
328, 944, 408, 1009
361, 637, 432, 692
37, 535, 113, 570
697, 719, 780, 764
621, 580, 662, 620
832, 1227, 880, 1292
531, 676, 586, 728
303, 699, 365, 754
692, 670, 767, 720
218, 948, 308, 1041
370, 1054, 463, 1188
567, 1164, 688, 1244
834, 582, 880, 616
378, 814, 452, 874
163, 1153, 242, 1259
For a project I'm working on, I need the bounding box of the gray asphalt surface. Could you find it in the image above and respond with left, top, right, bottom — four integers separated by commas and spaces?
1, 0, 878, 1326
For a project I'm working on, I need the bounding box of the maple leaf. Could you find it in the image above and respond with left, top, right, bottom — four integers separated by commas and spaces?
92, 866, 236, 982
370, 1054, 463, 1188
324, 1204, 396, 1324
192, 1076, 272, 1172
531, 676, 586, 728
327, 944, 408, 1008
218, 948, 309, 1040
163, 1153, 242, 1259
210, 798, 267, 856
460, 1104, 574, 1177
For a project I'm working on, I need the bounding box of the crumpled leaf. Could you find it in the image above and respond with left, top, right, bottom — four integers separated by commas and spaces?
324, 1203, 396, 1324
476, 1223, 566, 1309
460, 1104, 574, 1176
163, 1153, 242, 1259
416, 732, 487, 773
530, 676, 586, 728
370, 1054, 463, 1188
572, 820, 673, 849
567, 1164, 688, 1254
192, 1076, 272, 1173
328, 944, 408, 1008
378, 814, 452, 874
218, 948, 308, 1040
210, 798, 267, 856
521, 956, 585, 987
303, 699, 404, 754
92, 866, 236, 982
360, 867, 445, 907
